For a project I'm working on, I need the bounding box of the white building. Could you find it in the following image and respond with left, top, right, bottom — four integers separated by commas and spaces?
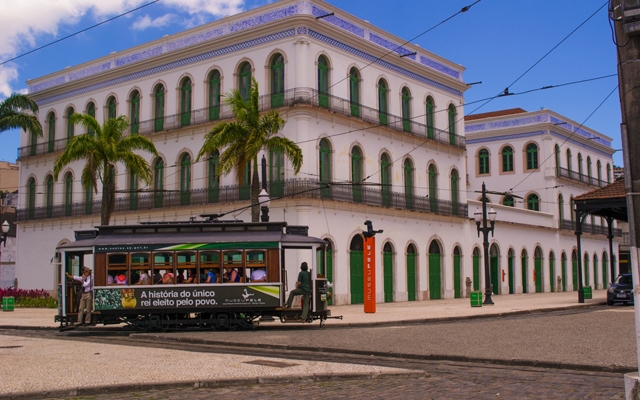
16, 0, 617, 303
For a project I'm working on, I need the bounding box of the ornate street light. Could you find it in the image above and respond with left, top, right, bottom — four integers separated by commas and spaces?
0, 220, 9, 247
259, 189, 270, 222
474, 183, 497, 305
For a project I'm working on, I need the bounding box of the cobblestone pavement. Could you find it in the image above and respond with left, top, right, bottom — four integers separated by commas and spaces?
59, 361, 624, 400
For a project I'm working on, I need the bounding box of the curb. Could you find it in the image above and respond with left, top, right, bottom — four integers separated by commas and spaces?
0, 370, 427, 400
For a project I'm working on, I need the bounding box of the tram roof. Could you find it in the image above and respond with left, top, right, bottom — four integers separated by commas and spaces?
57, 221, 326, 251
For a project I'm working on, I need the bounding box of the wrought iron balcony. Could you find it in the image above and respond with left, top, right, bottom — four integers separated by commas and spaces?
560, 219, 622, 237
17, 178, 468, 222
556, 167, 608, 188
17, 87, 466, 160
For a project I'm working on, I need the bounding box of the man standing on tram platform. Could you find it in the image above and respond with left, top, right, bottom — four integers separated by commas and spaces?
284, 262, 311, 320
66, 267, 93, 326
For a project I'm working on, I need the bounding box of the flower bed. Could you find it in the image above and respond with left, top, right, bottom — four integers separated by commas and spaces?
0, 288, 58, 308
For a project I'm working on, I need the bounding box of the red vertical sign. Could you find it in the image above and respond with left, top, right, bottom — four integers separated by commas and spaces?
364, 236, 376, 313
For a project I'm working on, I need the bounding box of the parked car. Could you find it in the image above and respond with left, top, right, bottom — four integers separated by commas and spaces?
607, 273, 634, 305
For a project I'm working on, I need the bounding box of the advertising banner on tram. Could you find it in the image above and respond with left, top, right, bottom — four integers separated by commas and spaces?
93, 285, 280, 311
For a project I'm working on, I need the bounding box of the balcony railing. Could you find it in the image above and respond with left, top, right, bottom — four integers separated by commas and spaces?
17, 178, 468, 222
560, 219, 622, 237
556, 167, 608, 188
17, 87, 466, 160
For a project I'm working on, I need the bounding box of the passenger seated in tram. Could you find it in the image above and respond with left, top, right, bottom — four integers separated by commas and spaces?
160, 272, 174, 284
176, 269, 185, 284
204, 268, 217, 283
184, 269, 197, 284
250, 268, 267, 282
135, 270, 151, 285
107, 273, 115, 285
115, 272, 128, 285
223, 266, 241, 283
130, 270, 140, 285
153, 271, 162, 284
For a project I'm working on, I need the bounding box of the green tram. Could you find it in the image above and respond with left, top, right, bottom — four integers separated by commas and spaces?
56, 220, 334, 331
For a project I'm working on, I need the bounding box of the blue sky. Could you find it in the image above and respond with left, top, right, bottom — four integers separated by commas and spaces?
0, 0, 622, 166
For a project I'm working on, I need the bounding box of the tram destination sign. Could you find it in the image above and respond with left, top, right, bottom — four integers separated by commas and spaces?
94, 285, 280, 311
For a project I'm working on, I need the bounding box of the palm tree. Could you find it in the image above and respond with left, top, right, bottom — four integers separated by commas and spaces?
197, 78, 302, 222
54, 114, 158, 225
0, 93, 42, 136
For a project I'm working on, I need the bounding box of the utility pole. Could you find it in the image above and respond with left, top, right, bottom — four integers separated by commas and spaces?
611, 1, 640, 397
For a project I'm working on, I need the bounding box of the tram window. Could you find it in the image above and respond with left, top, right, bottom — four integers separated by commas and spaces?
246, 250, 266, 282
107, 254, 128, 285
153, 252, 174, 284
177, 252, 196, 284
223, 250, 244, 283
200, 251, 220, 283
131, 253, 150, 285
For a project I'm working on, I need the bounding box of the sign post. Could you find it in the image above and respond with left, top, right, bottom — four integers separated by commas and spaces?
364, 236, 376, 313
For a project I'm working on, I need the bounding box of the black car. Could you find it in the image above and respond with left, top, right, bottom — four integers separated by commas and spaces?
607, 273, 634, 305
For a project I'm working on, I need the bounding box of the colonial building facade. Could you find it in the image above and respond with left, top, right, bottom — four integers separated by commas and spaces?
15, 0, 618, 303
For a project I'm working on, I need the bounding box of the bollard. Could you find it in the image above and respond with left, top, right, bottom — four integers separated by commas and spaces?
465, 277, 472, 298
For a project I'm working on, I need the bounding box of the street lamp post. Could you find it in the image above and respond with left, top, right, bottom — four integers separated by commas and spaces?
0, 221, 9, 269
474, 182, 497, 305
259, 189, 270, 222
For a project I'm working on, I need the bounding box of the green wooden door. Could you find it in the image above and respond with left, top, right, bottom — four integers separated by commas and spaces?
490, 256, 499, 295
429, 253, 441, 300
602, 258, 608, 286
562, 257, 567, 292
350, 251, 364, 304
535, 257, 542, 293
508, 255, 515, 294
383, 251, 393, 303
327, 250, 333, 305
473, 254, 480, 291
584, 258, 590, 287
453, 253, 461, 299
521, 256, 528, 293
549, 257, 555, 292
593, 259, 598, 289
407, 252, 416, 301
572, 259, 578, 291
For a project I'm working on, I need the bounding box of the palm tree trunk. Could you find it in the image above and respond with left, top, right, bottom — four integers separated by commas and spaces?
251, 157, 260, 222
101, 163, 116, 225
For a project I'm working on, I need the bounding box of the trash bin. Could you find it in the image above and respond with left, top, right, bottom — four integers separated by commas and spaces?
2, 297, 14, 312
470, 291, 483, 307
582, 286, 592, 300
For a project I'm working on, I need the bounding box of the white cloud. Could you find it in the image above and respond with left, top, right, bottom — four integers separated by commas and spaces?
0, 65, 19, 98
162, 0, 244, 17
132, 13, 178, 31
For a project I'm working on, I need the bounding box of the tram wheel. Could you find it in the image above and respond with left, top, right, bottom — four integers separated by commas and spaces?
214, 313, 230, 331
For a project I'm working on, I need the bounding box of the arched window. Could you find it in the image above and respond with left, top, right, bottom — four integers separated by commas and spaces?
534, 246, 543, 293
428, 240, 442, 299
208, 70, 221, 121
577, 153, 583, 181
526, 143, 539, 170
107, 96, 116, 119
401, 87, 411, 132
208, 150, 220, 203
45, 174, 54, 218
66, 107, 75, 139
130, 90, 140, 134
606, 163, 611, 183
570, 198, 575, 223
587, 156, 592, 184
153, 158, 164, 208
404, 158, 414, 210
86, 102, 96, 136
407, 244, 417, 301
501, 146, 513, 173
451, 169, 460, 215
318, 55, 329, 109
426, 96, 435, 139
27, 178, 36, 220
558, 194, 564, 225
238, 62, 252, 101
478, 148, 490, 175
597, 160, 603, 185
378, 79, 388, 126
502, 195, 514, 207
319, 139, 332, 198
380, 153, 391, 207
180, 77, 192, 127
270, 53, 285, 108
179, 153, 191, 205
269, 147, 285, 197
527, 193, 540, 211
351, 146, 363, 203
129, 171, 138, 211
554, 144, 561, 176
153, 84, 165, 132
429, 164, 438, 212
64, 172, 73, 216
566, 149, 573, 178
349, 67, 360, 118
47, 112, 55, 153
448, 104, 457, 145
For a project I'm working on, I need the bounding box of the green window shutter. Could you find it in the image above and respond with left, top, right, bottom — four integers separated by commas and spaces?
401, 89, 410, 132
404, 160, 414, 210
351, 148, 362, 203
318, 57, 329, 109
426, 98, 435, 139
154, 87, 165, 132
180, 154, 191, 206
180, 80, 192, 127
66, 108, 74, 139
209, 73, 221, 121
154, 160, 164, 208
349, 70, 360, 118
502, 147, 513, 172
130, 93, 140, 134
269, 148, 284, 197
270, 55, 284, 108
319, 140, 331, 199
64, 173, 73, 216
378, 83, 388, 126
48, 113, 55, 153
381, 155, 391, 207
87, 103, 95, 136
527, 144, 538, 170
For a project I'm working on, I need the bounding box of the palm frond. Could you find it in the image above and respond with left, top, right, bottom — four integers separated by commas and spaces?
0, 112, 43, 136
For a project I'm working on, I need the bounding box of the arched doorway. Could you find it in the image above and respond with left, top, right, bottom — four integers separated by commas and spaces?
534, 246, 543, 293
521, 249, 528, 293
561, 252, 567, 292
383, 242, 394, 303
428, 241, 442, 300
593, 254, 599, 289
490, 243, 499, 295
407, 244, 417, 301
472, 247, 481, 291
324, 239, 334, 305
571, 250, 578, 291
349, 235, 364, 304
508, 248, 515, 294
549, 251, 556, 292
453, 246, 461, 298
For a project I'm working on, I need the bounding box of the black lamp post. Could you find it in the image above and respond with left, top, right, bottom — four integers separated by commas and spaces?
474, 183, 497, 305
0, 220, 9, 271
259, 189, 270, 222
